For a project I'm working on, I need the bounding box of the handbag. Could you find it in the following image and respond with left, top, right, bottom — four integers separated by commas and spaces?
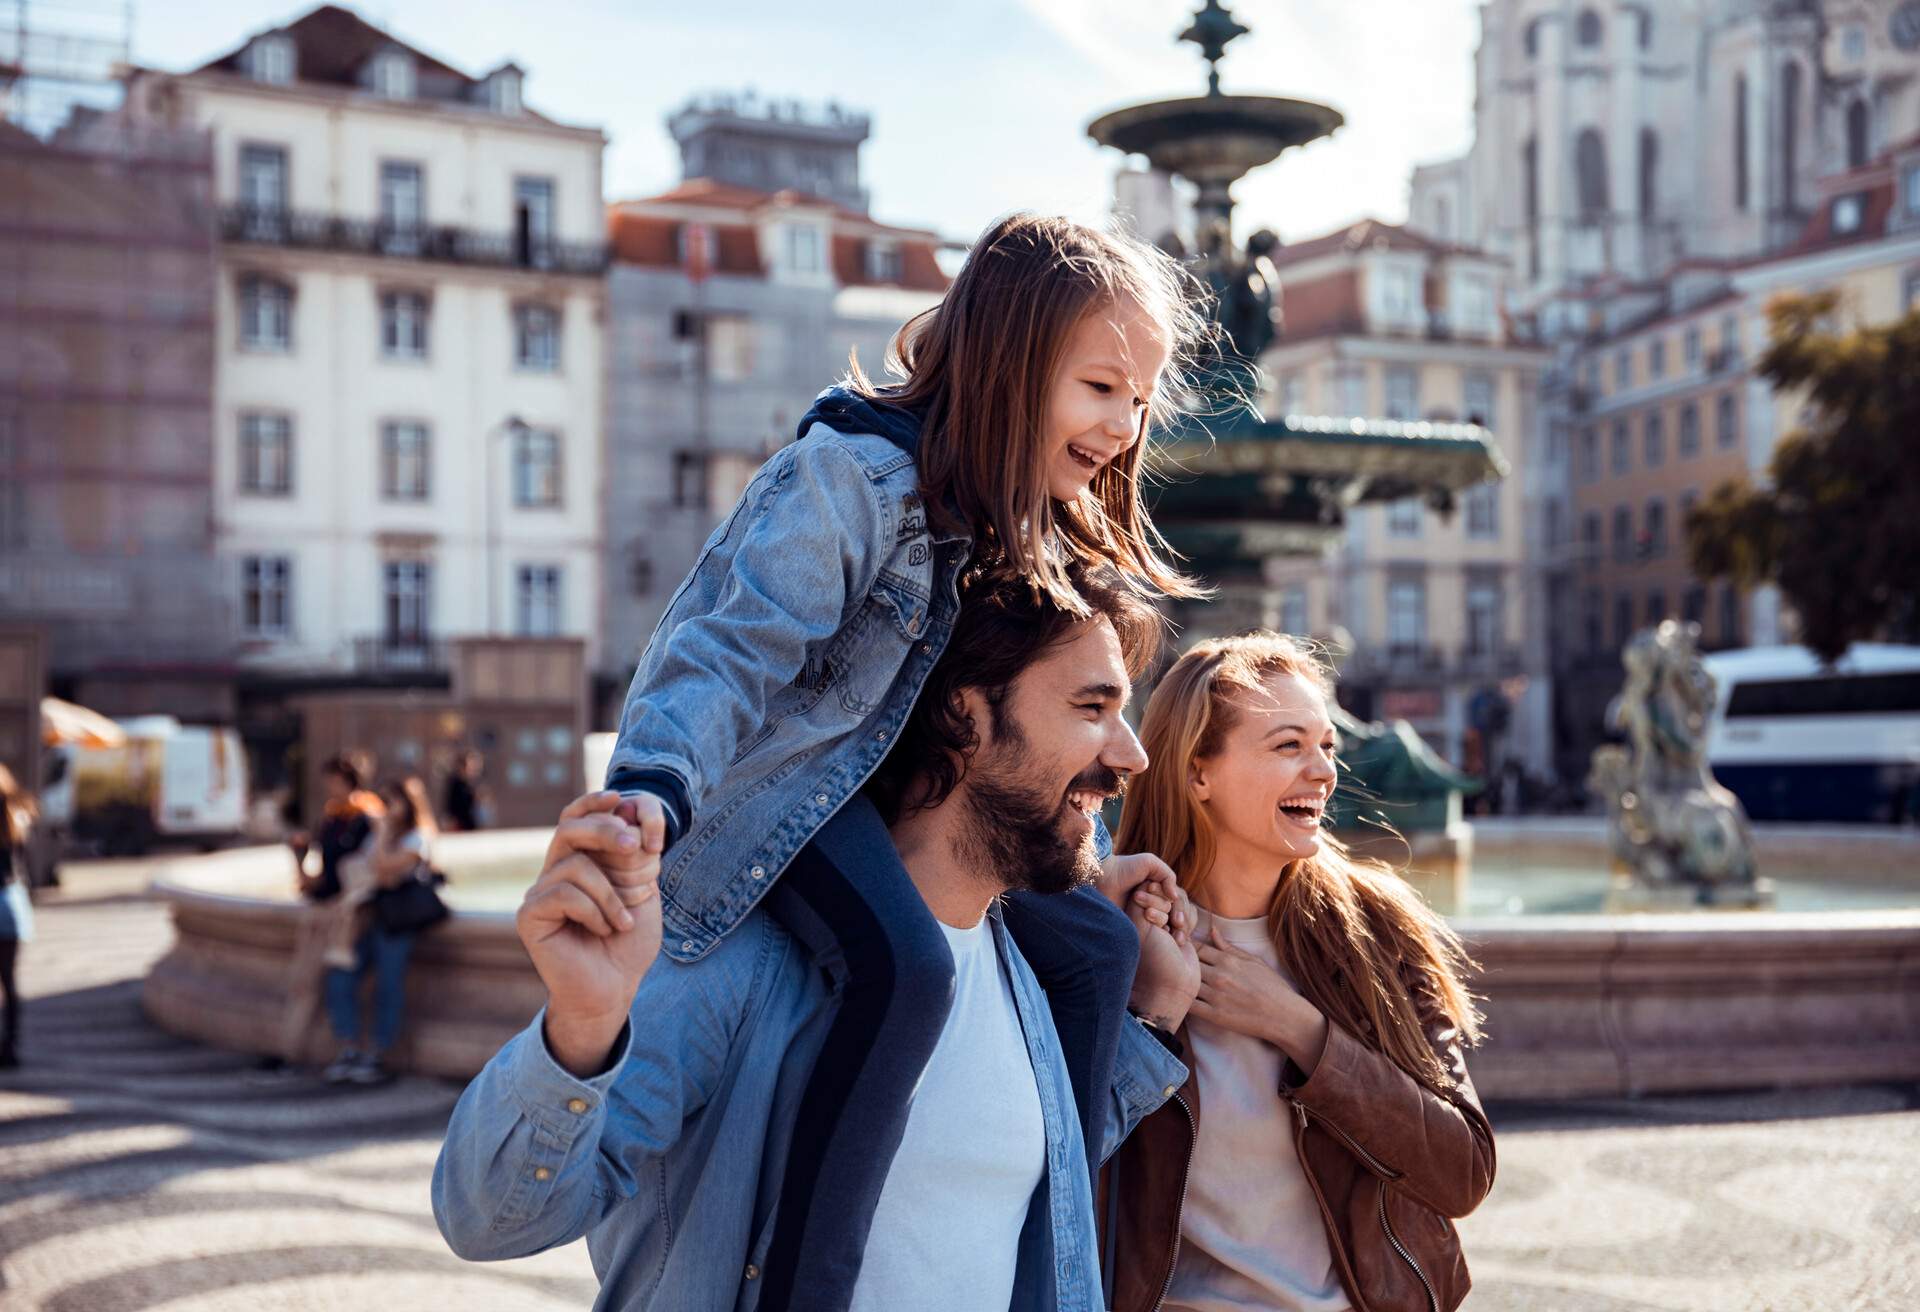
373, 865, 450, 934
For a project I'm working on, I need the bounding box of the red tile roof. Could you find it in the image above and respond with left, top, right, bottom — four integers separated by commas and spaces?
1267, 217, 1497, 269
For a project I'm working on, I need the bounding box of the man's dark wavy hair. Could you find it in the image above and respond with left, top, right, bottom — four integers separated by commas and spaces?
865, 562, 1164, 825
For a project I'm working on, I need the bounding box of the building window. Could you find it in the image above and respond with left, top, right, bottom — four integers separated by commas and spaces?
1612, 505, 1633, 562
239, 275, 293, 351
512, 427, 562, 508
515, 564, 563, 637
1582, 511, 1601, 564
866, 241, 903, 282
1636, 10, 1652, 49
1716, 392, 1739, 449
1522, 137, 1540, 279
1454, 275, 1494, 335
1614, 349, 1630, 391
1380, 266, 1419, 326
1524, 18, 1540, 58
1615, 593, 1635, 648
1846, 100, 1871, 170
1719, 586, 1743, 646
238, 143, 288, 229
1611, 420, 1630, 474
1679, 401, 1700, 457
1644, 411, 1665, 467
241, 555, 292, 637
1584, 588, 1604, 654
1279, 584, 1308, 638
1465, 578, 1502, 655
1734, 75, 1750, 212
1384, 366, 1418, 420
1576, 8, 1603, 47
488, 68, 522, 115
672, 451, 708, 510
1579, 428, 1599, 482
381, 421, 431, 501
1905, 270, 1920, 314
1831, 193, 1866, 235
1841, 23, 1867, 62
1463, 372, 1495, 429
1465, 484, 1499, 539
382, 561, 432, 645
1905, 164, 1920, 219
787, 224, 822, 274
515, 304, 561, 371
1387, 498, 1422, 537
1575, 129, 1609, 220
370, 49, 415, 99
1387, 579, 1427, 651
380, 291, 429, 360
1683, 585, 1707, 627
238, 412, 293, 495
707, 314, 756, 383
514, 176, 556, 266
1781, 62, 1803, 212
1545, 497, 1564, 549
1647, 590, 1667, 624
249, 35, 295, 85
1338, 366, 1368, 418
1649, 338, 1666, 379
379, 161, 425, 252
1639, 128, 1658, 217
1644, 499, 1667, 557
1684, 326, 1701, 371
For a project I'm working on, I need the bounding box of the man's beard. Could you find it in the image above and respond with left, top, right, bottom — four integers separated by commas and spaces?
958, 711, 1121, 897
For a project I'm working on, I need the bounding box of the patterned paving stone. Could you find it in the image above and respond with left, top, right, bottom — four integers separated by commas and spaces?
3, 862, 1917, 1310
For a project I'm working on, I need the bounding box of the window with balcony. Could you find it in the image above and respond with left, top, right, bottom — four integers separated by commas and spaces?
379, 291, 430, 360
1716, 392, 1739, 448
382, 560, 432, 646
1466, 579, 1503, 655
515, 564, 564, 637
380, 421, 431, 501
239, 412, 292, 495
514, 176, 556, 266
238, 143, 288, 231
1387, 579, 1427, 651
512, 428, 562, 508
379, 161, 425, 253
239, 275, 293, 351
241, 555, 291, 637
515, 304, 561, 371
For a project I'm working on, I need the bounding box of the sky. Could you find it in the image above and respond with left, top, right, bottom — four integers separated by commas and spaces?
127, 0, 1484, 245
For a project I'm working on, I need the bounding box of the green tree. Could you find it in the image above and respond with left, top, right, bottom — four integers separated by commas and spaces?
1686, 292, 1920, 662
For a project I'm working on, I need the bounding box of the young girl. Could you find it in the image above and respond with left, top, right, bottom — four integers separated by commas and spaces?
604, 212, 1215, 1301
1105, 633, 1495, 1312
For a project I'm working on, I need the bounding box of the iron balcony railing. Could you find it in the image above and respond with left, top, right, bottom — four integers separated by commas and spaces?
352, 634, 449, 675
220, 204, 609, 276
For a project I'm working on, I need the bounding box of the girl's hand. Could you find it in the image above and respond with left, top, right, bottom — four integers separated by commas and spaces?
1098, 852, 1188, 935
1192, 921, 1329, 1073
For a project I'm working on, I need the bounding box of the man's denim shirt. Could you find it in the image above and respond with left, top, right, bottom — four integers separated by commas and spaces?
432, 802, 1186, 1312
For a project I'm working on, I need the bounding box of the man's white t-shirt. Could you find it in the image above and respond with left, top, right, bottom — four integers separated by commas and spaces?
1165, 908, 1350, 1312
849, 912, 1047, 1311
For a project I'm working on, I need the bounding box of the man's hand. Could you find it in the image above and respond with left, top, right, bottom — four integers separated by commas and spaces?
1126, 884, 1199, 1034
519, 790, 663, 1077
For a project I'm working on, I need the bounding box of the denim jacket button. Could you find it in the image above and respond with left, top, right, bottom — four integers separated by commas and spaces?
814, 793, 829, 806
533, 1166, 552, 1182
875, 729, 889, 742
567, 1098, 588, 1114
681, 940, 696, 953
749, 865, 766, 879
744, 1264, 761, 1281
919, 643, 932, 655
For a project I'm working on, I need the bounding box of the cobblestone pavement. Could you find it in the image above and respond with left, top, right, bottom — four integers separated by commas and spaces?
3, 864, 1916, 1311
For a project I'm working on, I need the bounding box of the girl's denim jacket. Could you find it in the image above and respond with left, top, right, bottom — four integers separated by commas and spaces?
607, 387, 1111, 964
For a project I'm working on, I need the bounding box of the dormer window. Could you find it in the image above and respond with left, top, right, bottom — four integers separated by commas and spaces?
866, 240, 902, 283
369, 48, 415, 100
486, 66, 523, 115
1831, 192, 1866, 235
786, 224, 822, 275
250, 35, 295, 85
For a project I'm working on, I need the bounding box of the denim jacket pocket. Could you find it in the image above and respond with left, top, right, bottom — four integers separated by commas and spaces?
834, 571, 930, 717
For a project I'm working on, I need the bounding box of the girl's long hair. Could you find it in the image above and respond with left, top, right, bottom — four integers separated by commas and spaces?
847, 212, 1217, 613
1115, 632, 1482, 1093
381, 775, 438, 841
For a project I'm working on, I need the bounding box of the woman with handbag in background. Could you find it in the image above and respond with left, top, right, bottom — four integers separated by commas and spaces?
323, 776, 447, 1085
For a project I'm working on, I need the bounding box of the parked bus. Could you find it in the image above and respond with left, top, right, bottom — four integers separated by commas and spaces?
1703, 644, 1920, 824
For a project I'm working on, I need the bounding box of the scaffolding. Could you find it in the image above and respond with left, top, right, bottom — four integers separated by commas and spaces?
0, 0, 131, 139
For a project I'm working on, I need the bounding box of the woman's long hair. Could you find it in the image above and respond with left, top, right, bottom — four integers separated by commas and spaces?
381, 776, 438, 841
847, 212, 1220, 614
1115, 632, 1482, 1092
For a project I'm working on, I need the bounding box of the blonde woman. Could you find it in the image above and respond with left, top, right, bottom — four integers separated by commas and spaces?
1104, 633, 1494, 1312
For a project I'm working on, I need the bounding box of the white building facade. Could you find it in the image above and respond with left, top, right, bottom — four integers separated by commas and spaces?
117, 6, 608, 678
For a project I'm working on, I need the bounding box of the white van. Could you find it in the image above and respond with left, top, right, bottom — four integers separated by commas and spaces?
42, 717, 250, 856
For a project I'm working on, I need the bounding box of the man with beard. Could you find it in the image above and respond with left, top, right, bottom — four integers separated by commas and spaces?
434, 566, 1200, 1311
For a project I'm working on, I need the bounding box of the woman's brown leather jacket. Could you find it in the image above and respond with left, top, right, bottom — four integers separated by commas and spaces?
1099, 990, 1495, 1312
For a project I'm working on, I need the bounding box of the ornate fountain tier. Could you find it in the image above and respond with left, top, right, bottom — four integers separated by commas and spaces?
1087, 94, 1343, 224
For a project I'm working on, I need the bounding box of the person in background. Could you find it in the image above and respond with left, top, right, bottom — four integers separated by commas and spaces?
0, 763, 37, 1069
288, 756, 384, 904
442, 750, 483, 832
323, 775, 438, 1085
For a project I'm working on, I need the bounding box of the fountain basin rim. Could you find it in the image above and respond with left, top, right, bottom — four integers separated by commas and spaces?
1087, 93, 1345, 159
